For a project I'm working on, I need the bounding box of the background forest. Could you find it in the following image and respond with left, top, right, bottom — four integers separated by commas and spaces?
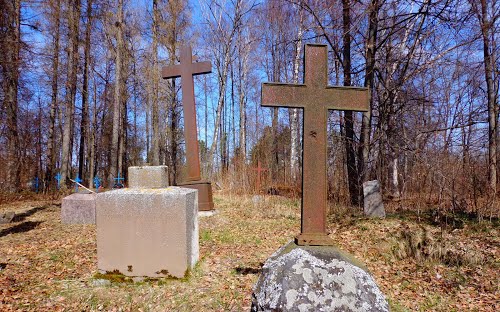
1, 0, 499, 217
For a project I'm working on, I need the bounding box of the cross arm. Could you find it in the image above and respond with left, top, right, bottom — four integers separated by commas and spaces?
191, 61, 211, 76
161, 65, 181, 79
323, 86, 370, 111
261, 82, 307, 108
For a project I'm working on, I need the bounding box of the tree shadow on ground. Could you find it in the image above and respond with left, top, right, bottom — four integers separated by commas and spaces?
0, 221, 43, 237
234, 264, 263, 275
12, 205, 49, 222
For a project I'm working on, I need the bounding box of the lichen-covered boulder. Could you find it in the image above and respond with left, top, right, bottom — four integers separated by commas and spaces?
251, 241, 389, 312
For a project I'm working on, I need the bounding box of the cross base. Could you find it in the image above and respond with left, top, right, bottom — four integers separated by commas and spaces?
295, 232, 335, 246
177, 180, 214, 211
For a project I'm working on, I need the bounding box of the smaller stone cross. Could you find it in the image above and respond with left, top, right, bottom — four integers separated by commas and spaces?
55, 173, 61, 189
114, 173, 124, 189
94, 176, 101, 193
74, 175, 82, 193
252, 160, 268, 193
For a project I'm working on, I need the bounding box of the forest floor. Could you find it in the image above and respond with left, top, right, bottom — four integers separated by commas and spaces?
0, 192, 498, 311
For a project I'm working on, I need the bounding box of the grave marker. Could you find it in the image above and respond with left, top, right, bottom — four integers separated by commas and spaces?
55, 172, 61, 190
252, 44, 387, 311
162, 45, 214, 211
113, 173, 124, 189
261, 44, 369, 246
94, 176, 101, 193
363, 180, 385, 218
252, 160, 268, 193
33, 176, 40, 193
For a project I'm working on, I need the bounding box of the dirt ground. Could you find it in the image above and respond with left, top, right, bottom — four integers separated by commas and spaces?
0, 193, 498, 311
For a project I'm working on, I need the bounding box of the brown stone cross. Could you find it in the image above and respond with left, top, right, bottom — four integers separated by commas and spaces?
252, 160, 268, 193
261, 44, 369, 246
162, 45, 211, 182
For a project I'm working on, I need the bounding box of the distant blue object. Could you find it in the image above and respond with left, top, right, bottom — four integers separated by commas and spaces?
93, 176, 101, 193
74, 175, 82, 192
113, 173, 125, 189
55, 173, 62, 189
33, 176, 39, 193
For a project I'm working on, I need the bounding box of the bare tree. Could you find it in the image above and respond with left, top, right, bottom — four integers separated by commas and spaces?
78, 0, 93, 183
342, 0, 361, 206
1, 0, 21, 191
44, 0, 61, 192
470, 0, 499, 195
290, 1, 304, 183
60, 0, 81, 188
358, 0, 380, 186
109, 0, 124, 186
202, 0, 240, 175
151, 0, 160, 165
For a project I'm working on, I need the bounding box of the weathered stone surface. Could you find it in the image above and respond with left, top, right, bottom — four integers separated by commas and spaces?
96, 187, 198, 278
198, 210, 218, 218
0, 211, 15, 224
363, 180, 385, 218
61, 193, 96, 224
128, 165, 169, 189
251, 241, 389, 312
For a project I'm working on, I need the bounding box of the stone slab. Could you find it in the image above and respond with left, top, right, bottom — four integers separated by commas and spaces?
198, 210, 218, 218
363, 180, 385, 218
96, 187, 198, 278
61, 193, 96, 224
252, 241, 389, 311
128, 166, 169, 189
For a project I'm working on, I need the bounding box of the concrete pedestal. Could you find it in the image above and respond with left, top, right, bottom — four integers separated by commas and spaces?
128, 166, 169, 188
177, 180, 214, 211
61, 193, 96, 224
96, 187, 198, 278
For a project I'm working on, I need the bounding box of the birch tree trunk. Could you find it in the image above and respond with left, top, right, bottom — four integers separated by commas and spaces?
208, 50, 230, 175
61, 0, 81, 188
290, 2, 304, 183
237, 27, 248, 175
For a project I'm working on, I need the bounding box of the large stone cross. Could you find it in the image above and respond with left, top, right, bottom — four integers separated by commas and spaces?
261, 44, 369, 246
162, 45, 211, 182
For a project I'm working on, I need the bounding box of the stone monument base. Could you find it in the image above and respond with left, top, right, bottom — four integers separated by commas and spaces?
61, 193, 96, 224
251, 241, 389, 312
177, 180, 214, 211
96, 187, 198, 278
128, 165, 169, 189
